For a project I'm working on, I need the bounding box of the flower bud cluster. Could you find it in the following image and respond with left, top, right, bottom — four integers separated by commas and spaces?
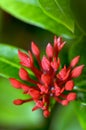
10, 36, 84, 118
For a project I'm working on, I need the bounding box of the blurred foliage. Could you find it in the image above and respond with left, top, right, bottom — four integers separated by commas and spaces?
70, 0, 86, 35
0, 0, 74, 39
50, 102, 82, 130
0, 0, 86, 130
0, 77, 45, 129
74, 102, 86, 130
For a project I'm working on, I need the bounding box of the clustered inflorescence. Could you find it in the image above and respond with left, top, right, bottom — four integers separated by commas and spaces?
10, 36, 84, 118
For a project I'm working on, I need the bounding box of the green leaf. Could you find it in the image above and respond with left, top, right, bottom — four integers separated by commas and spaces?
69, 36, 86, 103
59, 43, 69, 66
74, 102, 86, 130
74, 82, 86, 104
39, 0, 74, 32
0, 77, 44, 127
0, 44, 20, 79
69, 36, 86, 72
70, 0, 86, 35
50, 102, 82, 130
0, 44, 32, 79
0, 0, 74, 38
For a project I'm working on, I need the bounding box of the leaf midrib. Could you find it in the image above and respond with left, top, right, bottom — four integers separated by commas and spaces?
54, 0, 65, 16
0, 57, 20, 69
39, 0, 74, 32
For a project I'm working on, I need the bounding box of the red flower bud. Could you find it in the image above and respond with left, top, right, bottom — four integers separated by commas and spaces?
37, 84, 48, 94
61, 100, 69, 106
13, 99, 24, 105
51, 57, 60, 71
41, 56, 50, 71
65, 80, 74, 91
67, 92, 76, 101
31, 42, 40, 57
9, 78, 21, 89
71, 65, 84, 78
18, 50, 28, 63
57, 66, 70, 81
54, 36, 62, 48
43, 110, 50, 118
21, 84, 30, 92
70, 56, 80, 67
36, 100, 44, 108
41, 74, 51, 85
29, 88, 40, 99
58, 41, 65, 51
9, 36, 84, 118
46, 43, 54, 58
19, 68, 29, 81
54, 83, 61, 96
18, 50, 33, 68
54, 36, 65, 51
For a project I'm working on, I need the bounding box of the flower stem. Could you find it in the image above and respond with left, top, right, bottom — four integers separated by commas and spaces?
74, 86, 86, 93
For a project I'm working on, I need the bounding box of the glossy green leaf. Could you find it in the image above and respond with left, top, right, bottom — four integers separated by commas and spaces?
39, 0, 74, 32
0, 44, 20, 79
0, 0, 74, 38
0, 44, 32, 79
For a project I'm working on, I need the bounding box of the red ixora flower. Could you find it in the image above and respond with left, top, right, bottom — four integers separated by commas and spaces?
9, 36, 84, 118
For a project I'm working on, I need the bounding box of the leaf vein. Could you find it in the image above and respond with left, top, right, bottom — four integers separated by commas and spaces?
0, 57, 20, 69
